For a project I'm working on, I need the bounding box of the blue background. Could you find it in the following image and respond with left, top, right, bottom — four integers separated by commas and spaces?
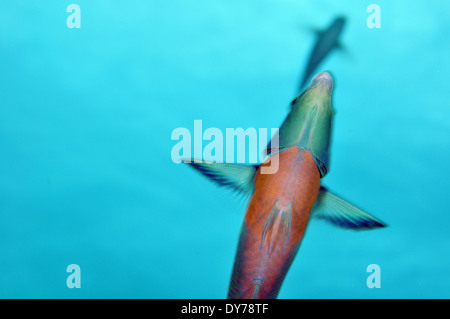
0, 0, 449, 298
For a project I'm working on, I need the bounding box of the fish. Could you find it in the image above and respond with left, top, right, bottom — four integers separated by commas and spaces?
184, 71, 386, 299
299, 16, 346, 91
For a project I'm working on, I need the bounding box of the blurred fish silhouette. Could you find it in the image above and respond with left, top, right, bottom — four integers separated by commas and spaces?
299, 16, 347, 91
184, 72, 386, 299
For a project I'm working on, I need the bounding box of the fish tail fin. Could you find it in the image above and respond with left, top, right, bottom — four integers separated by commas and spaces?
260, 201, 292, 255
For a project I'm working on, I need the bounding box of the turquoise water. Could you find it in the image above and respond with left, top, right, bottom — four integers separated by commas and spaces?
1, 1, 449, 298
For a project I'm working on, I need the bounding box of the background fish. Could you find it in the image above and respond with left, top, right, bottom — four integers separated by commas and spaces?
299, 16, 346, 91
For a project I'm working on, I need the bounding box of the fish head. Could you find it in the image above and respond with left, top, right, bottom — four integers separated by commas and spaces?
308, 71, 333, 98
270, 71, 335, 177
297, 71, 334, 117
332, 16, 346, 31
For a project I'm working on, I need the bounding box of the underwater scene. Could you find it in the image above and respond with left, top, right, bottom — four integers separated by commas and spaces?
0, 1, 449, 299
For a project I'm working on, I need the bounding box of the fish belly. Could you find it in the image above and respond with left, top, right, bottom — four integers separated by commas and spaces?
227, 146, 320, 299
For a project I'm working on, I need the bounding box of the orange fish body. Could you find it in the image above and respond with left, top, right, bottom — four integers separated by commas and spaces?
184, 72, 386, 299
228, 146, 320, 298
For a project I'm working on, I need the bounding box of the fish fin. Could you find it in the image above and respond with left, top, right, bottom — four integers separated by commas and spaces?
183, 160, 257, 195
311, 187, 387, 229
335, 41, 345, 51
260, 201, 292, 254
296, 23, 323, 37
308, 27, 324, 37
335, 42, 354, 62
251, 278, 263, 299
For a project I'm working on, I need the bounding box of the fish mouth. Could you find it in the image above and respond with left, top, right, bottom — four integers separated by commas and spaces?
310, 71, 333, 94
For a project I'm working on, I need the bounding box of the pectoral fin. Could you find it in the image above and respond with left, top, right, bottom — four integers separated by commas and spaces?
311, 187, 387, 229
183, 160, 257, 196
